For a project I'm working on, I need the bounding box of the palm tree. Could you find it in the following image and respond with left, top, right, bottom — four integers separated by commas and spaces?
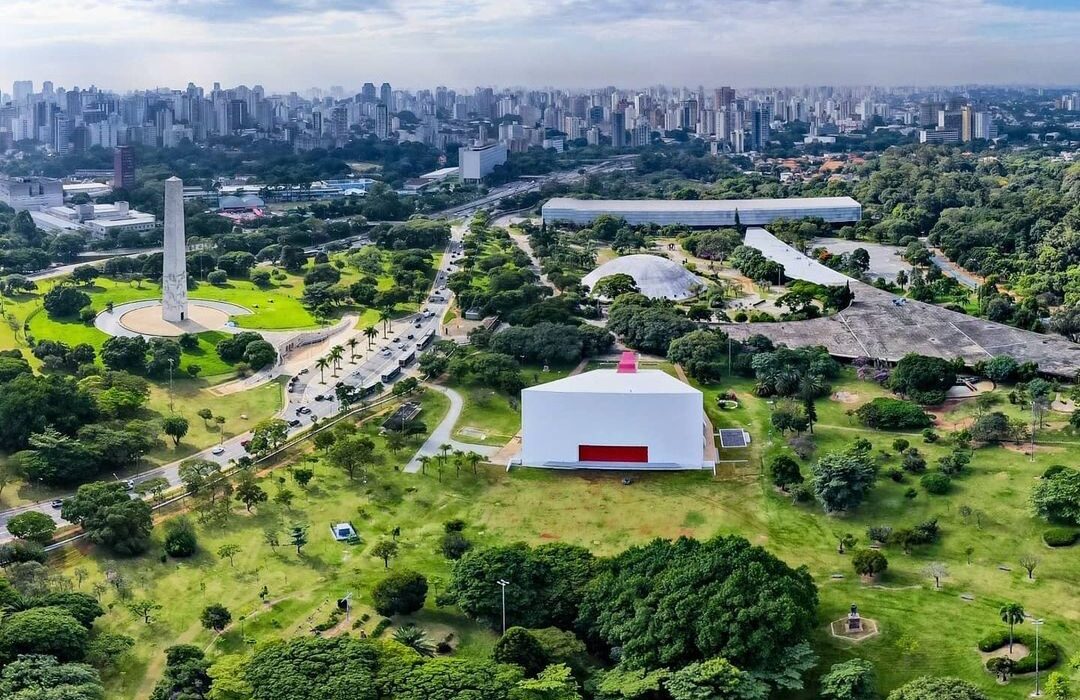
380, 306, 393, 337
347, 337, 359, 362
315, 357, 329, 384
364, 326, 379, 350
999, 602, 1025, 654
465, 451, 483, 476
417, 455, 432, 476
329, 346, 344, 376
437, 443, 452, 483
392, 624, 434, 657
452, 449, 465, 478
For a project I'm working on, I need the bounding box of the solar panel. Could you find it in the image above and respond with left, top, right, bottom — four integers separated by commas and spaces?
718, 429, 750, 448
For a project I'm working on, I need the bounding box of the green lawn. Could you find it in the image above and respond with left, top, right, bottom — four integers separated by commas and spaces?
44, 373, 1080, 699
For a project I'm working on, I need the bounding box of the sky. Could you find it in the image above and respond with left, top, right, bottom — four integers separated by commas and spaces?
2, 0, 1080, 93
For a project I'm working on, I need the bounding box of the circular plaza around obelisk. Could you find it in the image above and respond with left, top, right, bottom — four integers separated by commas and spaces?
96, 299, 251, 338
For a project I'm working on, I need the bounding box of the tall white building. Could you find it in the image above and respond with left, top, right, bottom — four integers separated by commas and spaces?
458, 143, 507, 182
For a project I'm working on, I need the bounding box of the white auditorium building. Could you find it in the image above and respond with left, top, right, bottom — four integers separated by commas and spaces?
520, 353, 712, 470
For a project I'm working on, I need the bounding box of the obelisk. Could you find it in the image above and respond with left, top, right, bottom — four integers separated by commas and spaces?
162, 176, 188, 322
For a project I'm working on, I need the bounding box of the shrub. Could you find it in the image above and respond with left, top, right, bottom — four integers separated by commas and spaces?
1043, 528, 1078, 547
867, 526, 893, 543
904, 488, 918, 499
902, 449, 927, 474
921, 472, 952, 495
1042, 464, 1068, 480
444, 519, 467, 533
163, 517, 198, 558
440, 531, 472, 560
0, 540, 47, 565
978, 630, 1060, 673
769, 455, 804, 489
887, 468, 905, 482
371, 618, 392, 637
207, 269, 228, 285
856, 398, 931, 429
892, 438, 910, 453
371, 569, 428, 616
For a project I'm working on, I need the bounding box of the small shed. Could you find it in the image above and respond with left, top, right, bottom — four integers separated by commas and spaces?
330, 522, 357, 541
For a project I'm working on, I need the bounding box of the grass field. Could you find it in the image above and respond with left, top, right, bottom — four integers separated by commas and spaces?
42, 370, 1080, 699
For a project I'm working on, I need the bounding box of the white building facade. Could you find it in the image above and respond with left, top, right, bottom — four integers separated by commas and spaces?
541, 196, 862, 228
521, 356, 709, 470
458, 143, 508, 182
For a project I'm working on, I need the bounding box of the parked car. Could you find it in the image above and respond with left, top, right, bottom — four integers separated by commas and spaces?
50, 499, 63, 509
288, 419, 302, 427
211, 445, 225, 455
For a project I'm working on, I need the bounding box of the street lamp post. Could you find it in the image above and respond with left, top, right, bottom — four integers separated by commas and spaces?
496, 579, 509, 635
1032, 618, 1044, 697
167, 358, 175, 413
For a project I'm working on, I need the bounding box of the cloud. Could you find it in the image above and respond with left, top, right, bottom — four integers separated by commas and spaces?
1, 0, 1079, 91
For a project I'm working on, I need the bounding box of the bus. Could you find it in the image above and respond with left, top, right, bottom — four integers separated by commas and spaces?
417, 329, 435, 350
380, 365, 401, 383
398, 350, 416, 368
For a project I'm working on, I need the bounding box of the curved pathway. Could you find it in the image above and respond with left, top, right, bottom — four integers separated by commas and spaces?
403, 385, 499, 473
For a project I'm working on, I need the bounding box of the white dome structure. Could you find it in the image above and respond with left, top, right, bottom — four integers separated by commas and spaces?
583, 254, 704, 300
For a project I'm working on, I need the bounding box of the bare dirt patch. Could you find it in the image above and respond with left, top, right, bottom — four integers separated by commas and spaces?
978, 643, 1031, 663
832, 391, 861, 404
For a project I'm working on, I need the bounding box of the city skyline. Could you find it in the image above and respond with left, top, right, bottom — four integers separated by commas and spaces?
3, 0, 1080, 91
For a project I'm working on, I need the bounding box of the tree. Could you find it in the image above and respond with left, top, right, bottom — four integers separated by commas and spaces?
923, 562, 948, 589
200, 603, 232, 632
514, 663, 583, 700
0, 654, 104, 699
999, 602, 1025, 654
1030, 467, 1080, 525
249, 418, 289, 454
288, 524, 308, 554
886, 676, 989, 700
162, 415, 189, 446
577, 535, 816, 673
197, 407, 214, 427
274, 486, 295, 509
150, 644, 211, 700
235, 470, 268, 512
244, 340, 277, 370
371, 569, 428, 616
591, 273, 639, 298
810, 448, 876, 513
665, 657, 768, 700
6, 511, 57, 543
1018, 554, 1039, 580
163, 516, 198, 558
364, 325, 379, 349
292, 466, 314, 488
43, 285, 91, 318
243, 636, 380, 700
128, 598, 162, 624
372, 539, 399, 568
494, 627, 549, 677
888, 353, 957, 404
851, 549, 888, 579
987, 656, 1015, 683
766, 455, 804, 490
0, 606, 89, 662
819, 659, 877, 700
1044, 672, 1071, 700
217, 543, 242, 567
61, 481, 153, 555
328, 434, 380, 480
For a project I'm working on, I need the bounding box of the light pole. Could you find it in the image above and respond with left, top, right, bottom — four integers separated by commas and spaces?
497, 579, 509, 635
167, 358, 175, 413
1032, 618, 1044, 697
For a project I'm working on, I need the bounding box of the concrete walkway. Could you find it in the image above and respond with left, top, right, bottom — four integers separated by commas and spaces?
403, 385, 499, 473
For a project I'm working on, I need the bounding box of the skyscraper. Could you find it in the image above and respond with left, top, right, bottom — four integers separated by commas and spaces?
361, 83, 376, 103
114, 145, 136, 191
380, 82, 392, 109
750, 108, 770, 150
611, 111, 626, 148
375, 103, 389, 140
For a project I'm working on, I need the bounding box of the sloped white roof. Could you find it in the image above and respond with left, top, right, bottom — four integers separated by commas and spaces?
583, 254, 704, 300
744, 227, 850, 287
524, 369, 700, 396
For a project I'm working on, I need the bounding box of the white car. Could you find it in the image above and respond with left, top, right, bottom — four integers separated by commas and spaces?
211, 445, 226, 455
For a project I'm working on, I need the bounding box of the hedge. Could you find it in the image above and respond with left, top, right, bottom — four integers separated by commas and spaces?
978, 630, 1060, 673
856, 398, 932, 429
1043, 528, 1079, 547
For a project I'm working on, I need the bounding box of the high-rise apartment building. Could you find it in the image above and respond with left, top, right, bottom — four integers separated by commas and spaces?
114, 145, 136, 190
380, 82, 392, 109
611, 110, 626, 147
375, 103, 389, 139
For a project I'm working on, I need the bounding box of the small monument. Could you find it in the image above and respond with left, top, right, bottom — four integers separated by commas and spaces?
161, 176, 188, 322
847, 603, 862, 632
